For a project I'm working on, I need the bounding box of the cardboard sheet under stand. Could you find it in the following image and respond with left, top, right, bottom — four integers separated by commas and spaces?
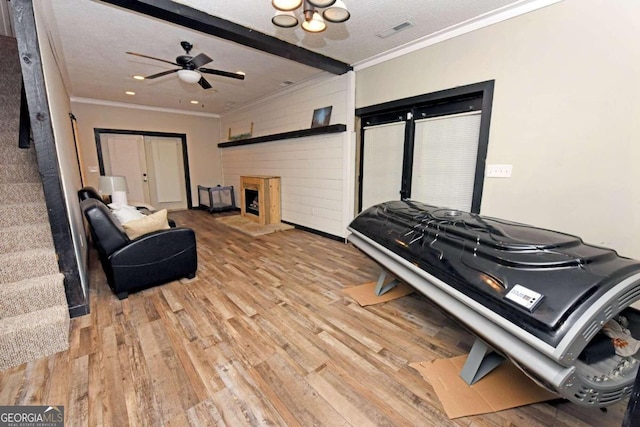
342, 281, 413, 306
410, 355, 556, 419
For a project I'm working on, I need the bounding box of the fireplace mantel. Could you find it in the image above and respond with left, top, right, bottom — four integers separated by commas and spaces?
240, 176, 281, 225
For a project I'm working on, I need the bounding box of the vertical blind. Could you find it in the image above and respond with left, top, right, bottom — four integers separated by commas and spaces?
410, 111, 481, 211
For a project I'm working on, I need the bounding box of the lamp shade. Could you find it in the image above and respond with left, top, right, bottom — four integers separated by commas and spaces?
272, 11, 299, 28
323, 0, 350, 23
272, 0, 302, 11
301, 11, 326, 32
178, 69, 201, 84
307, 0, 335, 7
99, 175, 128, 194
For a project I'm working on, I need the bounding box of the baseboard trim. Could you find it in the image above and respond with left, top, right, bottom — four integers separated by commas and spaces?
282, 221, 345, 243
69, 303, 89, 318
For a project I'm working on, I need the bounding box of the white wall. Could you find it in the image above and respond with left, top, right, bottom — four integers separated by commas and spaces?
356, 0, 640, 259
34, 2, 89, 300
70, 101, 222, 207
220, 73, 356, 237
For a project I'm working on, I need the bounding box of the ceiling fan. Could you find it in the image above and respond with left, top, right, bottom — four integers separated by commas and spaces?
126, 41, 245, 89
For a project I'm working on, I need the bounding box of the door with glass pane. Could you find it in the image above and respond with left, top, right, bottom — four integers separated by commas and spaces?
410, 111, 481, 211
360, 121, 406, 212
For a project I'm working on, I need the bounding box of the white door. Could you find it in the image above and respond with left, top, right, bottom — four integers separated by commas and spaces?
102, 134, 149, 203
410, 111, 481, 211
144, 136, 188, 210
361, 121, 406, 212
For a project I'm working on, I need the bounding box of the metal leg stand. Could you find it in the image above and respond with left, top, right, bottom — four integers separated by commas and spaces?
374, 270, 399, 296
460, 338, 505, 385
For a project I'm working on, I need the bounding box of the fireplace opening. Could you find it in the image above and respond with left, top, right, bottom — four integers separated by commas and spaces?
245, 189, 259, 216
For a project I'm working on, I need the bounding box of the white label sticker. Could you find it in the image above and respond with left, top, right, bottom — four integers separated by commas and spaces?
505, 284, 544, 312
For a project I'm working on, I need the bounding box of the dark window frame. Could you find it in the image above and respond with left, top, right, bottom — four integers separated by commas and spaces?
355, 80, 494, 213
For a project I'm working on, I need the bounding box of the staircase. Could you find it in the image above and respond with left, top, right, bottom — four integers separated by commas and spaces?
0, 35, 70, 371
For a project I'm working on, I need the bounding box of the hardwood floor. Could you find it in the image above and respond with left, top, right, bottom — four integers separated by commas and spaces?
0, 209, 629, 426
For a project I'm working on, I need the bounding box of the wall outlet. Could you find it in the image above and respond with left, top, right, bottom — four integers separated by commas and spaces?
486, 164, 512, 178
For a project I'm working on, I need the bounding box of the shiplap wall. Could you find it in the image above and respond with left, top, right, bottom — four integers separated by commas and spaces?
220, 73, 355, 238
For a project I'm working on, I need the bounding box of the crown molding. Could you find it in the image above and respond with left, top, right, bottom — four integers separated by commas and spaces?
353, 0, 564, 71
70, 97, 220, 118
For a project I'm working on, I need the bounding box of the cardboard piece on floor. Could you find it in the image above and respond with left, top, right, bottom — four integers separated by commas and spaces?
342, 281, 413, 306
410, 355, 556, 419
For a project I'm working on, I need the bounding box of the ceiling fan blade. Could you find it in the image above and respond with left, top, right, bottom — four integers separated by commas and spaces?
188, 53, 213, 69
198, 77, 212, 89
199, 67, 245, 80
145, 69, 179, 79
126, 51, 179, 66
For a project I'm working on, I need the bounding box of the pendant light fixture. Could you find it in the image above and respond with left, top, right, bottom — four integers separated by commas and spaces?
272, 0, 350, 33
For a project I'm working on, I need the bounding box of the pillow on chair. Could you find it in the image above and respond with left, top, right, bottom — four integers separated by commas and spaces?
122, 209, 170, 239
109, 203, 145, 224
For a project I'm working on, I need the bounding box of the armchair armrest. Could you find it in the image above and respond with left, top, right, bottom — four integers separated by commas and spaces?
109, 227, 196, 266
107, 227, 197, 297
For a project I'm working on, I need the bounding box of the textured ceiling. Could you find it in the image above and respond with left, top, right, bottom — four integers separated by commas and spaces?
44, 0, 532, 115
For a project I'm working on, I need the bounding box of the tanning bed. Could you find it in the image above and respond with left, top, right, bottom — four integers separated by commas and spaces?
347, 200, 640, 407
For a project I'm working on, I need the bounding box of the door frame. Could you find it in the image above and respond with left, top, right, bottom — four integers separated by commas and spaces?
355, 80, 494, 214
94, 128, 193, 208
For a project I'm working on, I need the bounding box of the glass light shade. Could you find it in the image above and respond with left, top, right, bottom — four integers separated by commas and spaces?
272, 0, 302, 11
178, 69, 201, 84
99, 175, 128, 194
301, 12, 326, 32
307, 0, 336, 7
272, 11, 299, 28
323, 0, 350, 23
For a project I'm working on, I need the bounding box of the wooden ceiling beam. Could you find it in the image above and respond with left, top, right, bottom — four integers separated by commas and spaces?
100, 0, 352, 75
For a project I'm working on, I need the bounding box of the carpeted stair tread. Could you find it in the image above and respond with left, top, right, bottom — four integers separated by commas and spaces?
0, 183, 45, 204
0, 248, 59, 284
0, 202, 49, 227
0, 145, 37, 165
0, 273, 66, 318
0, 305, 70, 371
0, 223, 53, 254
0, 162, 40, 184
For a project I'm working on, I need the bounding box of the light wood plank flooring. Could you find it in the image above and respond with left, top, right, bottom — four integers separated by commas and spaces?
0, 209, 629, 426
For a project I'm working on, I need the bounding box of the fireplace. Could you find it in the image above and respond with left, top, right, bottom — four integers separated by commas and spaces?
245, 189, 259, 216
240, 176, 281, 225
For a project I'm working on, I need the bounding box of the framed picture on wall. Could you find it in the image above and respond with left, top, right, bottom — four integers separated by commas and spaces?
311, 106, 332, 128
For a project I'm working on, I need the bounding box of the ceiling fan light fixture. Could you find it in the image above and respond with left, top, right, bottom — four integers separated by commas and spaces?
301, 11, 326, 32
272, 0, 302, 11
178, 69, 201, 84
307, 0, 335, 7
322, 0, 350, 23
272, 11, 299, 28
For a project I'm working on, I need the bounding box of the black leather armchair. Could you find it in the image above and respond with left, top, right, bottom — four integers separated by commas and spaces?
80, 198, 197, 299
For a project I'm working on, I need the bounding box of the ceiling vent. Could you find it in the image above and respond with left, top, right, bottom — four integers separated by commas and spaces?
376, 20, 415, 39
